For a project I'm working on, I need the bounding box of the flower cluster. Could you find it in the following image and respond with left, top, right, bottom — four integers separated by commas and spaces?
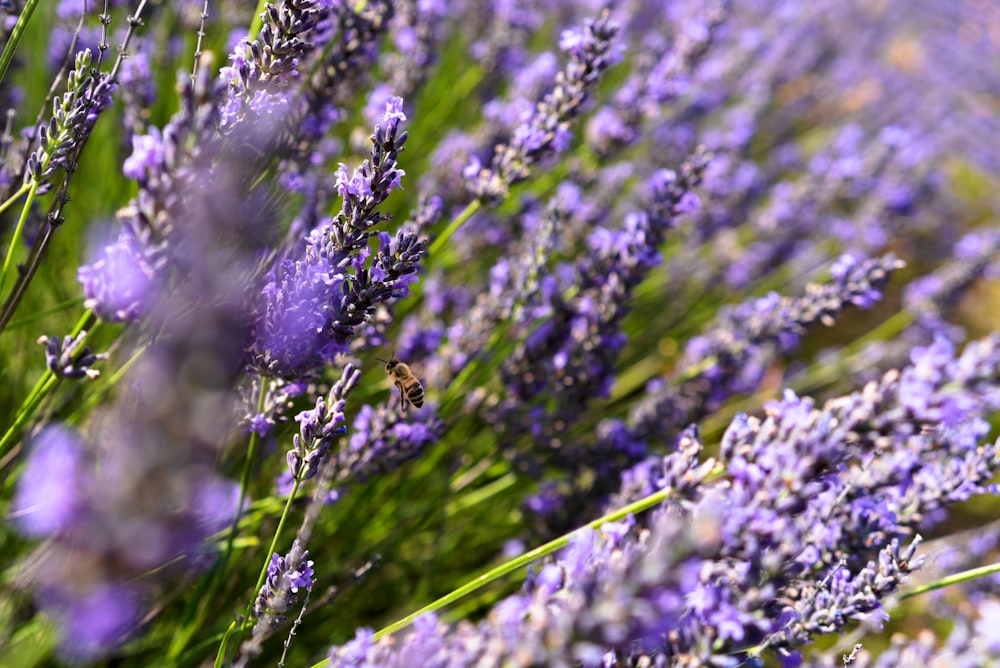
78, 64, 226, 323
286, 364, 360, 481
249, 97, 425, 379
332, 331, 1000, 665
37, 331, 107, 380
25, 49, 116, 190
464, 9, 623, 204
252, 540, 315, 632
220, 0, 328, 130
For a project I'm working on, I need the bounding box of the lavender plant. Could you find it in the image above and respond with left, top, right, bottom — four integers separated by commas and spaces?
1, 1, 999, 666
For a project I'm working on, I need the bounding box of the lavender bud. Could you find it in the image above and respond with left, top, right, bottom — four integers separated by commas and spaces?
37, 331, 107, 379
251, 540, 315, 630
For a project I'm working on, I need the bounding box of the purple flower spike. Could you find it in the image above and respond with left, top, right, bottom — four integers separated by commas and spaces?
219, 0, 328, 131
286, 364, 361, 481
466, 10, 622, 204
251, 96, 425, 379
252, 539, 315, 631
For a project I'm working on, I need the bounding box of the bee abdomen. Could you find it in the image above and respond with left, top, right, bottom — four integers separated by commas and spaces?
406, 382, 424, 407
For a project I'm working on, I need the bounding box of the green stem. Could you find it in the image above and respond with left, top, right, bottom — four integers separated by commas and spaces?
248, 0, 268, 41
305, 479, 717, 668
0, 0, 39, 85
5, 296, 86, 330
216, 464, 303, 666
170, 379, 270, 661
901, 561, 1000, 599
0, 181, 39, 302
0, 183, 32, 218
214, 620, 239, 668
0, 310, 97, 463
71, 339, 146, 425
386, 471, 719, 644
428, 200, 481, 258
247, 475, 302, 621
0, 374, 56, 468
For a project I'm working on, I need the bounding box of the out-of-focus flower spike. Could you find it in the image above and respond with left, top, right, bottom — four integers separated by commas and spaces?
12, 425, 90, 538
466, 10, 622, 205
588, 1, 730, 156
628, 253, 904, 446
79, 62, 226, 323
338, 402, 443, 485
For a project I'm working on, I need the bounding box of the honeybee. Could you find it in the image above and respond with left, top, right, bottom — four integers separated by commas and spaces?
377, 353, 424, 412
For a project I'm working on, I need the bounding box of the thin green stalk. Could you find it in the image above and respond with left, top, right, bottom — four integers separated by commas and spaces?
6, 296, 87, 330
215, 620, 240, 668
900, 561, 1000, 599
0, 310, 97, 461
376, 474, 712, 640
428, 199, 481, 258
248, 0, 268, 41
305, 477, 723, 668
0, 373, 56, 469
446, 471, 517, 514
0, 199, 53, 335
173, 379, 270, 661
70, 342, 144, 424
246, 475, 303, 621
0, 183, 32, 217
0, 0, 39, 85
0, 181, 39, 301
216, 469, 303, 666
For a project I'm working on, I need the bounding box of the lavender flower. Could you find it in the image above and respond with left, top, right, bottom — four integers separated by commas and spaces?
36, 583, 140, 663
78, 64, 226, 323
37, 330, 107, 379
802, 599, 1000, 667
286, 364, 360, 481
378, 0, 447, 108
25, 49, 116, 190
289, 0, 394, 164
14, 46, 276, 662
628, 254, 905, 447
77, 227, 159, 322
6, 0, 1000, 664
252, 539, 315, 629
489, 152, 710, 469
12, 425, 90, 537
239, 375, 310, 438
465, 10, 622, 204
587, 1, 729, 156
250, 97, 425, 378
332, 330, 1000, 666
903, 228, 1000, 327
219, 0, 328, 131
337, 402, 443, 484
